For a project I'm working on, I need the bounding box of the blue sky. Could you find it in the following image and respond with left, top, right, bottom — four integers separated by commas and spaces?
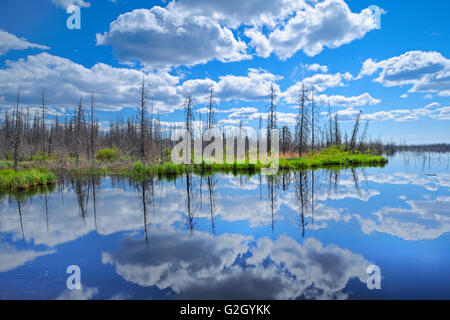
0, 0, 449, 143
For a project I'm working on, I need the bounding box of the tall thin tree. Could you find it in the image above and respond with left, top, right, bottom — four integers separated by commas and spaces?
350, 111, 362, 150
267, 83, 278, 152
295, 84, 308, 157
207, 84, 216, 130
90, 90, 95, 160
139, 76, 147, 161
311, 88, 315, 153
41, 90, 46, 155
13, 89, 21, 171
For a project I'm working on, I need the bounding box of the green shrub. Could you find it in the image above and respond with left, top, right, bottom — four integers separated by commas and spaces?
30, 154, 51, 161
96, 148, 119, 161
132, 161, 146, 174
0, 160, 13, 170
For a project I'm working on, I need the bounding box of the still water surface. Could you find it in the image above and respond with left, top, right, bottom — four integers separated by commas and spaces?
0, 152, 449, 299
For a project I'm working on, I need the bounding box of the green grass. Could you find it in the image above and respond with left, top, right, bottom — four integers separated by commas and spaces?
127, 146, 387, 177
29, 154, 56, 161
0, 160, 13, 170
0, 168, 57, 191
0, 146, 387, 182
96, 148, 119, 161
279, 146, 388, 169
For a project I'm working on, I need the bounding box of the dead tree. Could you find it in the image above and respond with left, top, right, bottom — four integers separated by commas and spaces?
258, 115, 262, 156
139, 77, 147, 161
74, 97, 85, 167
295, 84, 309, 157
13, 89, 22, 171
327, 105, 334, 146
266, 84, 278, 152
349, 111, 362, 151
281, 125, 292, 155
334, 111, 341, 145
41, 90, 46, 155
359, 120, 369, 151
48, 127, 53, 157
184, 92, 195, 136
89, 90, 95, 160
149, 97, 154, 157
311, 88, 315, 153
207, 84, 216, 131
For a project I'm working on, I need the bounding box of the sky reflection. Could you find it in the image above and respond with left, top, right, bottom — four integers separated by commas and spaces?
0, 152, 449, 299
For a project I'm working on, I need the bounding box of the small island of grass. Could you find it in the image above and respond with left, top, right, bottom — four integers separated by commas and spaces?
0, 146, 387, 188
126, 146, 388, 177
279, 146, 388, 169
0, 168, 57, 191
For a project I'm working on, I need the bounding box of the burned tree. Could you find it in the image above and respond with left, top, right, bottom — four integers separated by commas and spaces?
295, 84, 309, 157
334, 111, 341, 145
139, 77, 147, 161
89, 90, 96, 160
13, 89, 22, 171
349, 111, 362, 151
266, 84, 278, 152
41, 90, 46, 155
184, 92, 195, 136
207, 84, 216, 131
281, 125, 292, 155
311, 88, 315, 153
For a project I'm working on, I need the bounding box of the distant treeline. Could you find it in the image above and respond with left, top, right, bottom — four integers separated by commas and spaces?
1, 80, 438, 170
382, 143, 450, 155
0, 84, 172, 170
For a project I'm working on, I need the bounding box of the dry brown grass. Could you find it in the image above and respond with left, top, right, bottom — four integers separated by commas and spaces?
279, 151, 316, 159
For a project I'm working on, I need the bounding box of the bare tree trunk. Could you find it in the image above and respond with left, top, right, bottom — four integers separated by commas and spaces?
41, 90, 46, 155
90, 90, 95, 161
207, 84, 216, 130
267, 83, 277, 152
139, 77, 147, 161
350, 111, 362, 151
184, 92, 195, 162
75, 97, 84, 167
311, 89, 315, 153
48, 127, 52, 157
13, 89, 21, 172
295, 84, 308, 157
334, 112, 341, 145
359, 121, 369, 151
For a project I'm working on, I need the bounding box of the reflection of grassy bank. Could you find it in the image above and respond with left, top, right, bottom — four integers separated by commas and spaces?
128, 161, 265, 178
0, 184, 56, 200
0, 168, 56, 191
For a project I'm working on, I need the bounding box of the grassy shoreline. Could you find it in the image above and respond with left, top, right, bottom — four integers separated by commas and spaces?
0, 168, 57, 191
279, 147, 387, 169
0, 147, 388, 188
128, 149, 388, 176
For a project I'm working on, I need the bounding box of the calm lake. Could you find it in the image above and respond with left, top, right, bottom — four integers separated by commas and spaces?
0, 151, 449, 300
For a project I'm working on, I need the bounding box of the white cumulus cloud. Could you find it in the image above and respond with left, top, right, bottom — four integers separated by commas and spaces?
96, 7, 250, 68
245, 0, 379, 59
51, 0, 91, 9
0, 29, 49, 56
97, 0, 380, 67
358, 51, 450, 97
0, 53, 181, 113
